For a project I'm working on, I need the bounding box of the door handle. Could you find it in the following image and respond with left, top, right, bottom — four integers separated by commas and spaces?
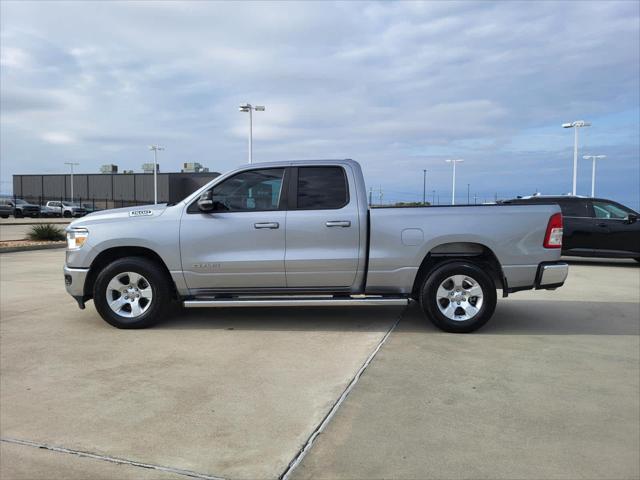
325, 220, 351, 227
254, 222, 279, 229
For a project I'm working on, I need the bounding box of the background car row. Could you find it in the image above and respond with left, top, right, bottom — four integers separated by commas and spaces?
0, 198, 91, 218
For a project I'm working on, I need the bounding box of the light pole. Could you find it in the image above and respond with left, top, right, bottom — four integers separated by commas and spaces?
422, 169, 427, 205
432, 190, 436, 205
445, 159, 464, 205
583, 155, 606, 197
562, 120, 591, 195
467, 183, 470, 204
239, 103, 265, 164
149, 145, 164, 204
64, 162, 79, 202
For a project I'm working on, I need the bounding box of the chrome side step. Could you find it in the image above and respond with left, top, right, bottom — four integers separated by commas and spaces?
183, 296, 409, 308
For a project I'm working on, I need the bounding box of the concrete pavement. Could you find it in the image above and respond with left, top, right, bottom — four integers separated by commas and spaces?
1, 251, 638, 480
292, 260, 640, 480
0, 249, 401, 479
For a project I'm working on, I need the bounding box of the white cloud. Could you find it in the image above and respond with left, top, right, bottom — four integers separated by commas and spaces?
41, 132, 77, 145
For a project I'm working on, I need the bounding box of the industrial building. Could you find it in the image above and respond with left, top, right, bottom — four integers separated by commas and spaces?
12, 169, 220, 208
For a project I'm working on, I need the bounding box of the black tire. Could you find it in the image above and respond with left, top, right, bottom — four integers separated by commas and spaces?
420, 260, 497, 333
93, 257, 171, 329
63, 211, 72, 218
14, 210, 23, 218
635, 258, 640, 263
0, 215, 8, 219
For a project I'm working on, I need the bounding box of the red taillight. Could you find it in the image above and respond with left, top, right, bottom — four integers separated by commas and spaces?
544, 212, 563, 248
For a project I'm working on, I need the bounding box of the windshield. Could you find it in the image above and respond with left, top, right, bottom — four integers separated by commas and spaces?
62, 202, 78, 207
14, 199, 27, 205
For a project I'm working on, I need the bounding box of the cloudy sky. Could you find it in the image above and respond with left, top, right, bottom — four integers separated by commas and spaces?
1, 0, 639, 207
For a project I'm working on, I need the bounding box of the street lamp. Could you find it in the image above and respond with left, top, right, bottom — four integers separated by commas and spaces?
239, 103, 265, 164
64, 162, 80, 202
148, 145, 164, 204
562, 120, 591, 195
422, 169, 427, 205
583, 155, 606, 198
445, 159, 464, 205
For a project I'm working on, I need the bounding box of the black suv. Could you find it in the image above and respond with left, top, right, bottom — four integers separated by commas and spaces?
502, 196, 639, 262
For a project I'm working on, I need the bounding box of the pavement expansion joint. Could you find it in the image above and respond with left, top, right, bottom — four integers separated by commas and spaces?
278, 306, 407, 480
1, 437, 227, 480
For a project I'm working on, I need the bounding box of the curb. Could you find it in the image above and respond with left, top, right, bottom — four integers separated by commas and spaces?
0, 243, 66, 254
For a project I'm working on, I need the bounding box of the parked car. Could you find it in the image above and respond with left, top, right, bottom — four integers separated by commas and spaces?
0, 199, 12, 218
502, 195, 640, 261
0, 198, 41, 218
42, 201, 87, 218
82, 203, 102, 214
64, 159, 568, 333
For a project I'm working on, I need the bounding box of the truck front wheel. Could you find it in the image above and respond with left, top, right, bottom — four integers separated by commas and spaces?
420, 261, 496, 333
93, 257, 171, 329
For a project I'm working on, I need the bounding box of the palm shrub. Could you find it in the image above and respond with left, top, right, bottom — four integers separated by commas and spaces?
28, 224, 66, 241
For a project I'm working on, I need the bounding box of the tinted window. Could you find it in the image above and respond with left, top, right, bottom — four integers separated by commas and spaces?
592, 201, 630, 219
556, 200, 588, 217
297, 167, 348, 209
209, 168, 284, 212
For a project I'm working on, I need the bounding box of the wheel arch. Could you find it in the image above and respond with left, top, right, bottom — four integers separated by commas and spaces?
84, 246, 177, 300
410, 242, 506, 299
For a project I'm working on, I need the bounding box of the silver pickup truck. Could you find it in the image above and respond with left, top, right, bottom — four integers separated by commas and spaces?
64, 159, 568, 332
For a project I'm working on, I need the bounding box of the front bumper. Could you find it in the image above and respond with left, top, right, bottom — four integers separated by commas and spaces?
535, 262, 569, 289
64, 264, 89, 303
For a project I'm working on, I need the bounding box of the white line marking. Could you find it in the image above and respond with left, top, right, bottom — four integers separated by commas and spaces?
1, 437, 226, 480
279, 307, 406, 480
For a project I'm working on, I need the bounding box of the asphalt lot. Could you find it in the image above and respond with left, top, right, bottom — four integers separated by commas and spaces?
1, 249, 638, 479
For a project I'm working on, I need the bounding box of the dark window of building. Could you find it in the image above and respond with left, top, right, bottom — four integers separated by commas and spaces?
297, 167, 348, 209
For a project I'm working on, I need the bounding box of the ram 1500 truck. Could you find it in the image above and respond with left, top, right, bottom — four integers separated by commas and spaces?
64, 159, 568, 333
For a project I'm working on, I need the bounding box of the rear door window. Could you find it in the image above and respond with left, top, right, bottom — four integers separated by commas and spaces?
296, 167, 348, 209
591, 201, 631, 219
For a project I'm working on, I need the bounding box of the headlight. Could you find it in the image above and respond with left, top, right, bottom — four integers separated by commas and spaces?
66, 228, 89, 250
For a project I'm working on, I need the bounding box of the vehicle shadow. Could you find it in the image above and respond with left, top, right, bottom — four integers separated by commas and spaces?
397, 301, 639, 336
157, 305, 405, 332
155, 300, 639, 336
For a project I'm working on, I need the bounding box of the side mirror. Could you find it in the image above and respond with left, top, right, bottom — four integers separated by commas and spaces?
627, 213, 638, 224
197, 191, 214, 213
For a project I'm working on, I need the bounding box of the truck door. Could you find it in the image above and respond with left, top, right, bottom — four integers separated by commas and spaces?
180, 168, 287, 291
285, 166, 360, 288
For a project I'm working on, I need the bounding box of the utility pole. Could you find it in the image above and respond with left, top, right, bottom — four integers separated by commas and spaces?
562, 120, 591, 195
583, 155, 607, 197
467, 183, 470, 204
64, 162, 80, 202
432, 190, 436, 205
474, 194, 478, 205
148, 145, 164, 204
422, 169, 427, 205
239, 103, 265, 164
369, 187, 373, 206
445, 159, 464, 205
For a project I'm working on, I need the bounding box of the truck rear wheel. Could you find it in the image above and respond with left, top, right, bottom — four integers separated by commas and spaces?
420, 261, 496, 333
93, 257, 170, 329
